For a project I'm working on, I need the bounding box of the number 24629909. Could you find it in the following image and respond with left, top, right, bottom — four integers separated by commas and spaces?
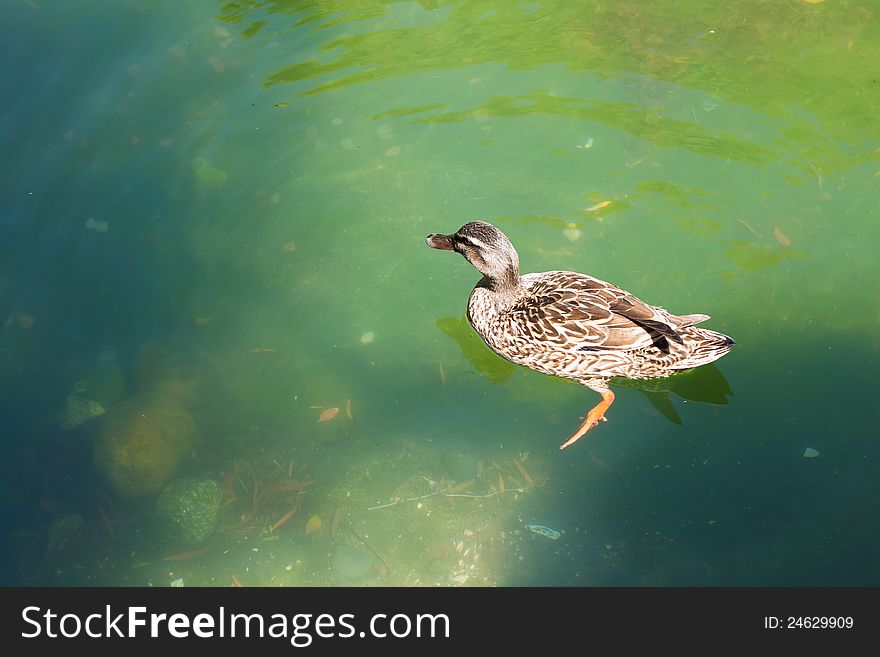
764, 617, 853, 629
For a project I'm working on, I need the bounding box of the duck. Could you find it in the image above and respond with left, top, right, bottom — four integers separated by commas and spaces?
426, 220, 734, 449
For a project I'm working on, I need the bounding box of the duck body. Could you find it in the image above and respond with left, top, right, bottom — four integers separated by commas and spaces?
427, 220, 734, 449
467, 269, 733, 386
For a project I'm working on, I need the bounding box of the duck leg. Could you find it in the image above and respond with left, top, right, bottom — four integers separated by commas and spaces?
559, 390, 615, 450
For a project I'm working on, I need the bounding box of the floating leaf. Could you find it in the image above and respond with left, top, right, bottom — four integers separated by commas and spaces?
585, 200, 612, 212
305, 515, 322, 534
773, 226, 791, 247
319, 407, 339, 423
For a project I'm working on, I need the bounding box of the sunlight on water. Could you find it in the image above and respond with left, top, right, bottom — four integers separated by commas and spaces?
1, 0, 878, 586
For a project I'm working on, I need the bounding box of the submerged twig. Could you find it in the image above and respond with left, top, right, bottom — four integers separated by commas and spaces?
444, 488, 527, 498
367, 485, 527, 510
367, 489, 445, 510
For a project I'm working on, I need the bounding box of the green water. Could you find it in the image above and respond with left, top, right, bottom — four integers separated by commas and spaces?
1, 0, 878, 586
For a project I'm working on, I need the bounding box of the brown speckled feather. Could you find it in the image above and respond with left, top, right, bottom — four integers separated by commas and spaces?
517, 271, 686, 350
467, 268, 732, 393
428, 220, 734, 397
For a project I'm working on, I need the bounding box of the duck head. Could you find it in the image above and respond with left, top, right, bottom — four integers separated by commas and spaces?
426, 220, 521, 284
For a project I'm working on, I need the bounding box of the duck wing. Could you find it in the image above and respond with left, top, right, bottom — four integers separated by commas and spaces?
518, 271, 684, 351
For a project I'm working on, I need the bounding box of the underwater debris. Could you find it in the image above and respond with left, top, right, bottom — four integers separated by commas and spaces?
163, 547, 210, 561
736, 218, 761, 239
773, 226, 791, 247
85, 217, 109, 232
368, 457, 537, 511
526, 524, 562, 540
270, 503, 300, 532
219, 455, 313, 536
512, 459, 535, 486
562, 223, 581, 242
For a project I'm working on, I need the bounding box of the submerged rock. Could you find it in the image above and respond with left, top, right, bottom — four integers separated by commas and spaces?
56, 394, 107, 431
56, 352, 125, 430
156, 477, 222, 545
94, 393, 197, 498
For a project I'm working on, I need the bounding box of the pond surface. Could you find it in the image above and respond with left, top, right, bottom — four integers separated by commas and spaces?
1, 0, 878, 586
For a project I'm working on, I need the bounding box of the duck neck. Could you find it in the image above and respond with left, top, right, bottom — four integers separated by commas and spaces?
479, 267, 525, 307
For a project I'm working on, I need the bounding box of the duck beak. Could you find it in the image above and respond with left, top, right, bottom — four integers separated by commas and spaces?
426, 233, 455, 251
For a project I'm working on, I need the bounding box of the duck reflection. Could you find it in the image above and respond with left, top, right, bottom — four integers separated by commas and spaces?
436, 315, 733, 427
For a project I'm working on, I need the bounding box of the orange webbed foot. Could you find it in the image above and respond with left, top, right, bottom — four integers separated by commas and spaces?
559, 390, 615, 450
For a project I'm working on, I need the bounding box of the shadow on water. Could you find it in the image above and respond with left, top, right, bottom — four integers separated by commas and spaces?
426, 306, 879, 586
437, 313, 734, 427
503, 334, 880, 586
